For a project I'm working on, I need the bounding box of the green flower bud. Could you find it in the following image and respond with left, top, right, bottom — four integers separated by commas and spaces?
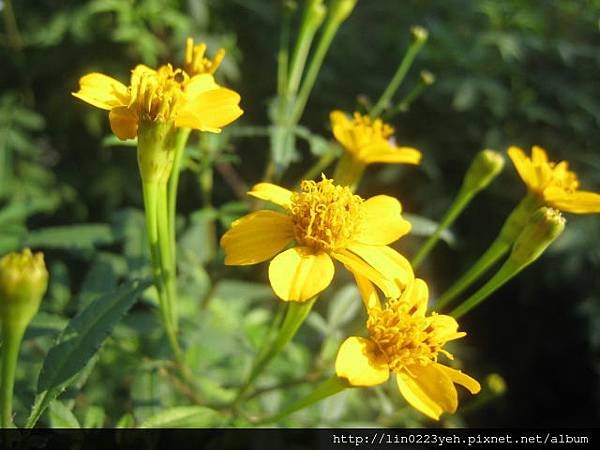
509, 207, 565, 267
410, 25, 429, 44
137, 121, 177, 184
0, 249, 48, 329
329, 0, 357, 24
462, 149, 505, 193
486, 373, 507, 395
305, 0, 327, 28
420, 70, 435, 86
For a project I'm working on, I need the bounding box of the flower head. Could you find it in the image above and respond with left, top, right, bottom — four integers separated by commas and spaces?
330, 111, 422, 166
0, 248, 48, 328
72, 42, 243, 140
335, 278, 480, 420
220, 176, 414, 302
508, 145, 600, 214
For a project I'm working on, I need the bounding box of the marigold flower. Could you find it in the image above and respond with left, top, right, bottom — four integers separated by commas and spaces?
220, 176, 414, 302
330, 111, 422, 166
508, 145, 600, 214
72, 55, 242, 140
335, 277, 480, 420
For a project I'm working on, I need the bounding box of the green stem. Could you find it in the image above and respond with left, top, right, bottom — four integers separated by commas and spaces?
258, 376, 348, 424
450, 260, 521, 319
384, 72, 433, 120
370, 36, 426, 118
277, 1, 295, 98
412, 187, 475, 269
0, 323, 25, 428
235, 298, 316, 404
158, 183, 178, 334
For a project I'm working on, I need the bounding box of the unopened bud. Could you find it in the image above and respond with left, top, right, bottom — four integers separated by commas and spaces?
305, 0, 327, 27
329, 0, 357, 24
137, 121, 177, 184
0, 249, 48, 329
509, 207, 565, 267
462, 149, 505, 193
410, 26, 429, 44
420, 70, 435, 86
486, 373, 507, 395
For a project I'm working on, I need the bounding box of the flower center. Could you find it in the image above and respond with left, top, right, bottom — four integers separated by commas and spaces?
129, 64, 187, 123
367, 298, 449, 372
290, 177, 363, 252
547, 162, 580, 193
351, 112, 394, 148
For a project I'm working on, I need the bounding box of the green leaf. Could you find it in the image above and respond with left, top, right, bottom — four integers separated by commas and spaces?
327, 284, 362, 330
25, 278, 151, 428
48, 401, 81, 428
83, 405, 106, 428
116, 413, 136, 428
25, 224, 115, 250
139, 406, 225, 428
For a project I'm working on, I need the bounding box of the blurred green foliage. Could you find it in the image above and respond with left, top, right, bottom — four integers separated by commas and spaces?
0, 0, 598, 428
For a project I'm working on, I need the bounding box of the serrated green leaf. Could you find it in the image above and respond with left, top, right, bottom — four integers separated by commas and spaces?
48, 401, 80, 428
25, 224, 115, 250
139, 406, 225, 428
25, 278, 151, 428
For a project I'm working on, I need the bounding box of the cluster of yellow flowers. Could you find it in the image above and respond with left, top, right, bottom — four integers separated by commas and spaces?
69, 35, 600, 423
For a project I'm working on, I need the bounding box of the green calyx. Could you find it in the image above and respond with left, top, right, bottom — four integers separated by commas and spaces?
137, 120, 178, 184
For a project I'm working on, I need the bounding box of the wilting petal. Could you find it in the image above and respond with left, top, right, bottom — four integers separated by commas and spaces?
355, 195, 411, 245
352, 272, 381, 310
109, 106, 138, 140
248, 183, 293, 209
220, 210, 294, 265
347, 243, 413, 289
269, 247, 334, 301
330, 110, 355, 152
362, 145, 422, 165
435, 364, 481, 394
177, 87, 243, 132
544, 187, 600, 214
397, 364, 458, 420
335, 337, 389, 386
507, 146, 535, 190
72, 73, 130, 110
332, 249, 399, 298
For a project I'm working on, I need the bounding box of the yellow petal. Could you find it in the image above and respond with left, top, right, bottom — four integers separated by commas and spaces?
177, 87, 243, 132
335, 337, 389, 386
184, 73, 219, 98
396, 364, 458, 420
544, 187, 600, 214
108, 106, 138, 140
268, 247, 334, 301
352, 272, 381, 310
355, 195, 411, 246
427, 314, 465, 342
507, 146, 535, 189
330, 110, 355, 151
362, 146, 422, 165
247, 183, 293, 209
531, 145, 549, 165
72, 73, 130, 110
402, 278, 429, 317
332, 249, 400, 298
435, 364, 481, 394
220, 210, 294, 265
347, 243, 413, 290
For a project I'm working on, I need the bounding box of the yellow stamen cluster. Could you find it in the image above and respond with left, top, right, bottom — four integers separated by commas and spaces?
290, 176, 363, 251
541, 162, 579, 193
367, 298, 457, 372
184, 37, 225, 76
129, 64, 188, 123
351, 112, 394, 143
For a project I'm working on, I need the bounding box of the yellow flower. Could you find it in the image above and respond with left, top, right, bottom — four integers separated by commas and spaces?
335, 277, 480, 420
220, 176, 414, 302
184, 37, 225, 76
330, 111, 422, 165
72, 58, 242, 140
508, 145, 600, 213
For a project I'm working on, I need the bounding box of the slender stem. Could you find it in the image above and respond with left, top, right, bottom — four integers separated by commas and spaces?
258, 376, 348, 424
235, 298, 316, 404
158, 183, 177, 334
384, 72, 433, 120
450, 260, 520, 319
1, 323, 25, 428
435, 194, 541, 310
277, 1, 295, 98
412, 187, 474, 269
370, 37, 426, 118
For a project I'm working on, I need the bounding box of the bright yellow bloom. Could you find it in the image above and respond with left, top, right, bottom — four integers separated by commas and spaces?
220, 176, 414, 302
335, 277, 480, 420
508, 145, 600, 214
330, 111, 422, 165
72, 54, 242, 140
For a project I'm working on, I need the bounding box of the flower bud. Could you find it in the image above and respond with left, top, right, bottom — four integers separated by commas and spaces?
329, 0, 357, 24
462, 149, 505, 193
410, 26, 429, 45
486, 373, 507, 395
137, 121, 178, 184
305, 0, 327, 28
420, 70, 435, 86
509, 207, 565, 267
0, 249, 48, 329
